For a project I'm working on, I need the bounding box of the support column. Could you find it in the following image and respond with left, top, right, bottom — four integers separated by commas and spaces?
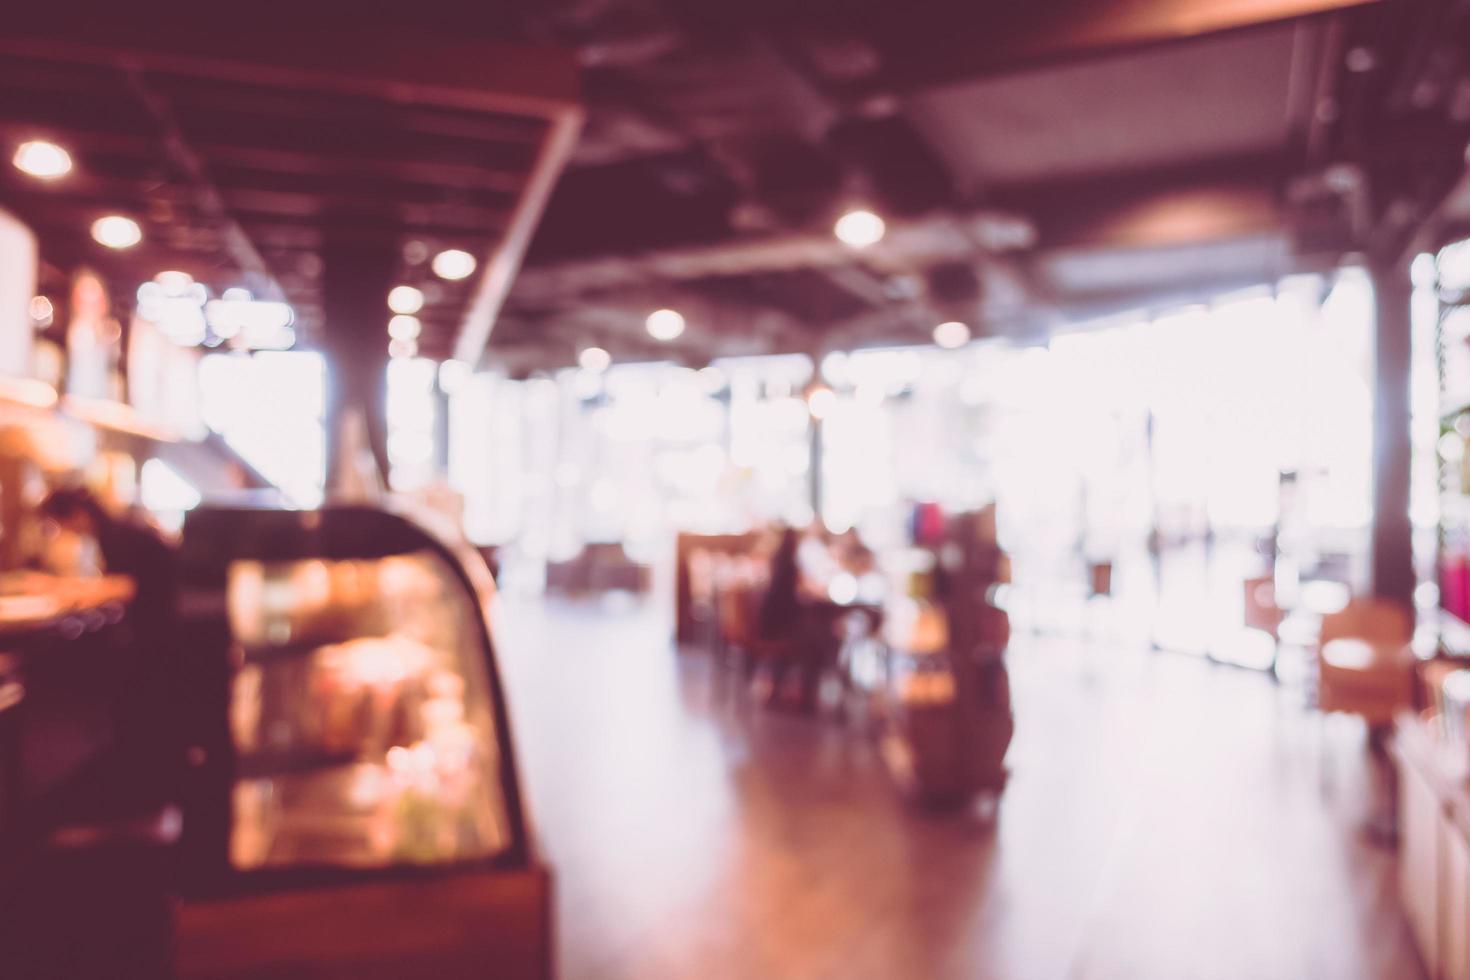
1370, 257, 1415, 606
431, 376, 451, 476
321, 232, 396, 492
808, 414, 824, 524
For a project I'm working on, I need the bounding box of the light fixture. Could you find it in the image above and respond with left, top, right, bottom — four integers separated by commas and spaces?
155, 270, 194, 294
29, 295, 54, 326
387, 285, 425, 315
388, 314, 422, 341
205, 298, 295, 348
431, 248, 477, 281
13, 140, 72, 179
834, 209, 885, 248
388, 337, 418, 359
222, 286, 252, 302
579, 346, 611, 373
91, 215, 142, 249
439, 359, 471, 392
933, 321, 971, 349
807, 385, 836, 419
645, 308, 685, 341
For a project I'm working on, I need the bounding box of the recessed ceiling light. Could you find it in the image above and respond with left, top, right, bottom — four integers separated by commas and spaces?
579, 346, 611, 372
933, 321, 971, 349
388, 314, 422, 340
431, 248, 477, 281
91, 215, 142, 249
29, 295, 54, 327
13, 140, 72, 179
387, 285, 424, 314
834, 209, 885, 248
645, 308, 685, 341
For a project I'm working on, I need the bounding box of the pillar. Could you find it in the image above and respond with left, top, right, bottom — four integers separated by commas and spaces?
320, 231, 396, 491
1370, 257, 1415, 605
808, 414, 823, 524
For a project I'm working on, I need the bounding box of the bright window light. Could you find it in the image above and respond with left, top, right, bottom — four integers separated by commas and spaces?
579, 346, 611, 372
140, 458, 201, 514
198, 351, 325, 506
933, 321, 970, 349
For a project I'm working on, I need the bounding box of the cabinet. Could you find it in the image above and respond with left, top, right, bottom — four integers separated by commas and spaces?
172, 504, 550, 979
1395, 715, 1470, 980
1444, 821, 1470, 980
1401, 753, 1441, 974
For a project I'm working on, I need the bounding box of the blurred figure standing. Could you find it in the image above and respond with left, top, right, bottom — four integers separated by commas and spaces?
39, 488, 180, 790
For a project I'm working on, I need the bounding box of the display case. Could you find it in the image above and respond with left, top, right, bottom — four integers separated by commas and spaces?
172, 504, 548, 979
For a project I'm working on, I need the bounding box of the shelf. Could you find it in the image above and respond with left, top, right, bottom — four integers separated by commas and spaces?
235, 747, 362, 781
237, 629, 390, 664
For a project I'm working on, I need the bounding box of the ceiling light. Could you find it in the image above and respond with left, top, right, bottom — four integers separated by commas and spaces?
645, 308, 685, 341
388, 337, 418, 359
387, 285, 424, 314
579, 346, 611, 372
13, 140, 72, 179
29, 295, 53, 327
205, 298, 295, 349
834, 209, 885, 248
933, 321, 971, 349
91, 215, 141, 249
431, 249, 477, 281
388, 314, 422, 340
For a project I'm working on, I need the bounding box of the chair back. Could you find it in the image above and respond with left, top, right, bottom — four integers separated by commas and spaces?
1318, 598, 1412, 647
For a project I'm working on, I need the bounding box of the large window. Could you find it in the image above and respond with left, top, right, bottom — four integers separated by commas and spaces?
198, 351, 326, 507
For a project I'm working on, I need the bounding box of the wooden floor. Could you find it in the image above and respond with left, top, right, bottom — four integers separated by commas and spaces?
494, 596, 1425, 980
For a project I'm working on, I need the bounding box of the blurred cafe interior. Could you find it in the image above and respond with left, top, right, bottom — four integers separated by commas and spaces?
4, 1, 1470, 977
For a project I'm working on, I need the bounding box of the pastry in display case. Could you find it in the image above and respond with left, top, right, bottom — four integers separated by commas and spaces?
172, 504, 549, 980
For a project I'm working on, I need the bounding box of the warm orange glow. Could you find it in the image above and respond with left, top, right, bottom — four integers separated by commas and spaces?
807, 385, 836, 419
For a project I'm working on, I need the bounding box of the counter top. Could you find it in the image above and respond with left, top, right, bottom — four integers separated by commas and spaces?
0, 573, 134, 639
1394, 711, 1470, 842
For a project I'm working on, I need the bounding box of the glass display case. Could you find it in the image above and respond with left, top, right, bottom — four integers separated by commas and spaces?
172, 504, 547, 979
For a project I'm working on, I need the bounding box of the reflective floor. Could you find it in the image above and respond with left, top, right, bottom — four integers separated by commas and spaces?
495, 595, 1422, 980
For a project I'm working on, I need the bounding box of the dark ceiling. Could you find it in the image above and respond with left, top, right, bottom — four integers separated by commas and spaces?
3, 0, 1470, 374
491, 0, 1470, 370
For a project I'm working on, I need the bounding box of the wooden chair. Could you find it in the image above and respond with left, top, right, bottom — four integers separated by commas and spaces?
1316, 599, 1414, 730
714, 582, 791, 685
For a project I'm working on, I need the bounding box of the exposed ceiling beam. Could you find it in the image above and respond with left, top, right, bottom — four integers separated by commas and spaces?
454, 108, 584, 366
829, 0, 1383, 94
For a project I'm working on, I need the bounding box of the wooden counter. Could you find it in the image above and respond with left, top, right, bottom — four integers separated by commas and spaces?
1394, 712, 1470, 980
0, 573, 134, 638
